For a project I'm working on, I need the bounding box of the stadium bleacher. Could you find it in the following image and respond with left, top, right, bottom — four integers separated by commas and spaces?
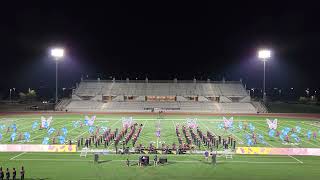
65, 80, 257, 113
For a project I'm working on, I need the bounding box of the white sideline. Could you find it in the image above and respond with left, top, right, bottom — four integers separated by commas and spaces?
10, 152, 27, 160
10, 158, 301, 164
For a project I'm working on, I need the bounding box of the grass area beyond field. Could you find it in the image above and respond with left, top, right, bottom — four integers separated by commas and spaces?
0, 152, 320, 180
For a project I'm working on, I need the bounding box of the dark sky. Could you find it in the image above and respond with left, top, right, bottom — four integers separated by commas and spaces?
1, 2, 320, 92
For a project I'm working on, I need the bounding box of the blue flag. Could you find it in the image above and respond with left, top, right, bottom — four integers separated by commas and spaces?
47, 127, 55, 136
10, 132, 16, 142
0, 124, 5, 131
58, 136, 65, 144
42, 137, 49, 144
89, 126, 95, 134
0, 133, 2, 141
61, 127, 68, 136
11, 124, 17, 132
296, 126, 302, 133
249, 123, 255, 132
72, 121, 80, 128
238, 122, 243, 130
307, 130, 312, 140
269, 129, 275, 138
291, 133, 300, 143
24, 132, 31, 142
32, 121, 38, 131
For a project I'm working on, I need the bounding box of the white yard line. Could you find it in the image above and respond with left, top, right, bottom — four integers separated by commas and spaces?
288, 155, 303, 164
10, 152, 27, 160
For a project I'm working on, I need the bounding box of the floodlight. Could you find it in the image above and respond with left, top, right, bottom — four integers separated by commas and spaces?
51, 48, 64, 59
258, 49, 271, 60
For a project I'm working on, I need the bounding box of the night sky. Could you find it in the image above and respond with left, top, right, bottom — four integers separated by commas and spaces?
1, 2, 320, 93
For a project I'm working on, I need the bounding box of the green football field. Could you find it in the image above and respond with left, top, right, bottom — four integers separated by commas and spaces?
0, 113, 320, 179
0, 114, 320, 148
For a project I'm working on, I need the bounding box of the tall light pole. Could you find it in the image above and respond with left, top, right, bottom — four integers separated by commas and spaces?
9, 88, 12, 102
50, 48, 64, 104
258, 49, 271, 102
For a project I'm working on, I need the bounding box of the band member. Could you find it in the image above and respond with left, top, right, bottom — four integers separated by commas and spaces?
126, 158, 130, 167
211, 152, 217, 165
154, 155, 158, 166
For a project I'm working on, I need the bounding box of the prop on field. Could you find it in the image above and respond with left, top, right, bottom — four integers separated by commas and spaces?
58, 136, 66, 144
307, 130, 312, 140
61, 127, 68, 136
72, 121, 81, 128
24, 132, 30, 142
10, 132, 16, 142
41, 116, 53, 129
84, 115, 96, 126
248, 123, 255, 132
186, 118, 198, 129
122, 117, 134, 128
266, 119, 278, 130
268, 129, 276, 138
32, 121, 38, 131
47, 127, 55, 136
223, 117, 233, 130
291, 133, 301, 143
42, 137, 49, 144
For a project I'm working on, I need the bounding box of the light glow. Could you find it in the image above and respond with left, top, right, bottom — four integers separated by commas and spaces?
51, 48, 64, 59
258, 49, 271, 60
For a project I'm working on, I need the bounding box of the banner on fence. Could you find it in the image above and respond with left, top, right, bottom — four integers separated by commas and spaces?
0, 144, 77, 152
236, 147, 320, 156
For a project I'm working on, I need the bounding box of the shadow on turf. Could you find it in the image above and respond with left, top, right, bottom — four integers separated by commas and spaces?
97, 160, 112, 164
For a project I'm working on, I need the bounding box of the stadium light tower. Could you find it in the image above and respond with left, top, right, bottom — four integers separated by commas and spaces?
50, 48, 64, 104
258, 49, 271, 102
